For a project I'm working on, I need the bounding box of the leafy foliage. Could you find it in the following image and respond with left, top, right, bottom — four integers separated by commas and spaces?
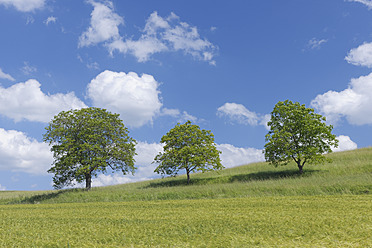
264, 100, 338, 173
43, 107, 136, 190
153, 120, 223, 184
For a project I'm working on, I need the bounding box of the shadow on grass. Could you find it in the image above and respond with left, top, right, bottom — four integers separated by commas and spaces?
13, 188, 83, 204
145, 169, 320, 188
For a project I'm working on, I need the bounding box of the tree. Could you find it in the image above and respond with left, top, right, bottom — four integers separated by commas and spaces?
264, 100, 338, 174
43, 107, 136, 190
153, 121, 223, 184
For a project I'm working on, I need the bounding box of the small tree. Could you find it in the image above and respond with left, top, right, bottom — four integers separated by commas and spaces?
43, 107, 136, 190
153, 121, 223, 184
264, 100, 338, 174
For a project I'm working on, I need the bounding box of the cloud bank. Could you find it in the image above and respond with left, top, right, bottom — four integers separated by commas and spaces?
0, 128, 53, 175
311, 72, 372, 125
0, 79, 87, 123
332, 135, 357, 152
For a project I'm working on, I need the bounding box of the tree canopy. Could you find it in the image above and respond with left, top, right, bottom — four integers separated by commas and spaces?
264, 100, 338, 174
153, 120, 223, 184
43, 107, 136, 190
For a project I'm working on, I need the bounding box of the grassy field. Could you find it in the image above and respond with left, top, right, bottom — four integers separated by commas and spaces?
1, 147, 371, 204
0, 148, 371, 247
1, 196, 371, 247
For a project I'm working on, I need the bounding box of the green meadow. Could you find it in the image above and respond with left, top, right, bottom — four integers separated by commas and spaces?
0, 148, 371, 247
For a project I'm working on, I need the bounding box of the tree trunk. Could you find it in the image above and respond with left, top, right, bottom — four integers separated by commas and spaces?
297, 163, 304, 174
85, 172, 92, 190
186, 169, 190, 185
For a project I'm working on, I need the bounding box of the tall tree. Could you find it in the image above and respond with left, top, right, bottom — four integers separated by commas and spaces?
43, 107, 136, 190
153, 121, 223, 184
264, 100, 338, 174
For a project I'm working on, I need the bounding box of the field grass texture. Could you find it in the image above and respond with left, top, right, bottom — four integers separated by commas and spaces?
0, 196, 371, 247
0, 148, 371, 247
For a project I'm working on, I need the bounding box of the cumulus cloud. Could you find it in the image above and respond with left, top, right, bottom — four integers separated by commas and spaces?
79, 0, 124, 47
311, 72, 372, 125
217, 144, 264, 168
307, 38, 328, 50
108, 11, 217, 64
332, 135, 357, 152
0, 67, 15, 81
79, 2, 216, 64
44, 16, 57, 25
0, 128, 53, 175
217, 102, 269, 129
0, 184, 5, 191
108, 37, 168, 63
347, 0, 372, 9
0, 0, 45, 12
87, 70, 162, 128
0, 79, 87, 122
345, 42, 372, 68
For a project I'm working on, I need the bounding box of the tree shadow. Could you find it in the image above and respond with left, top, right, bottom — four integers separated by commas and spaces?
14, 188, 82, 204
144, 169, 320, 188
229, 169, 319, 183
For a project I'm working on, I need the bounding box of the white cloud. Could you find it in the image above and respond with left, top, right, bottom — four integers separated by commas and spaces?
311, 72, 372, 125
217, 144, 264, 168
87, 70, 162, 128
307, 37, 328, 49
0, 79, 87, 123
332, 135, 357, 152
92, 174, 140, 187
217, 103, 259, 126
79, 0, 124, 47
0, 128, 53, 175
86, 61, 99, 70
44, 16, 57, 25
0, 67, 15, 81
160, 108, 180, 117
345, 42, 372, 68
347, 0, 372, 9
79, 4, 217, 64
217, 102, 269, 129
0, 184, 5, 191
21, 61, 37, 75
178, 111, 198, 123
26, 15, 34, 25
108, 37, 168, 63
259, 114, 271, 130
0, 0, 45, 12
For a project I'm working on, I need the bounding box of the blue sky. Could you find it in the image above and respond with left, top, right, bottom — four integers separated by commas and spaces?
0, 0, 371, 190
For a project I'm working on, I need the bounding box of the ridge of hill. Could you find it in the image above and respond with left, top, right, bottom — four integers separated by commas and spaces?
1, 147, 371, 204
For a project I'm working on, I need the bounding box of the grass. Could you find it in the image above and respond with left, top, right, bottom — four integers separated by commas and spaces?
2, 147, 371, 204
0, 196, 371, 247
0, 148, 371, 247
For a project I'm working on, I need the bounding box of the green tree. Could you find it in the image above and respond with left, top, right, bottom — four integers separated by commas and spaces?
43, 107, 136, 190
153, 121, 223, 184
264, 100, 338, 174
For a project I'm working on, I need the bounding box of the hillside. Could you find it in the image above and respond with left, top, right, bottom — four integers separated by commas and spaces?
1, 147, 371, 205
